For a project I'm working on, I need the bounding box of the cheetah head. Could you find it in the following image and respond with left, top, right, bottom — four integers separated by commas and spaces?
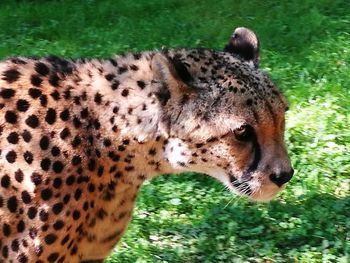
152, 27, 293, 202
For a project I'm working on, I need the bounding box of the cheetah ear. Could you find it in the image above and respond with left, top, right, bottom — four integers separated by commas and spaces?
151, 53, 194, 101
151, 53, 195, 138
224, 27, 260, 67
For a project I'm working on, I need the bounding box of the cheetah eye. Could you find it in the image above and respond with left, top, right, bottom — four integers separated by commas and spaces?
233, 124, 255, 142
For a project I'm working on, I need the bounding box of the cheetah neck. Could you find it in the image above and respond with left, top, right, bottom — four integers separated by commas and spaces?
67, 52, 180, 186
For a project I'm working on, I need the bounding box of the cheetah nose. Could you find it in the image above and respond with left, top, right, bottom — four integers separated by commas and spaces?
269, 169, 294, 187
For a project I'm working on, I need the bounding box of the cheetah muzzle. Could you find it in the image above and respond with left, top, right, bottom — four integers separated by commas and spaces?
0, 27, 293, 262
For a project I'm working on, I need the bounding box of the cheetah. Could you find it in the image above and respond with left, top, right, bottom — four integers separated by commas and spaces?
0, 27, 293, 262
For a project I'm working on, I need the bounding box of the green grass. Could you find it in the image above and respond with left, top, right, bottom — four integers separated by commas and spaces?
1, 0, 349, 262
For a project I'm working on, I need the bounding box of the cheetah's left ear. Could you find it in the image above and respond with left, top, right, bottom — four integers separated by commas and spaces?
151, 53, 195, 102
224, 27, 260, 67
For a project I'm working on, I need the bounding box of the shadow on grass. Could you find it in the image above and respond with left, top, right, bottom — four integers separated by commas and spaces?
131, 192, 349, 262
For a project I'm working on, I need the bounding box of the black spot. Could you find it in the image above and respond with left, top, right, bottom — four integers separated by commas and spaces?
60, 109, 70, 121
17, 220, 25, 232
71, 136, 81, 148
21, 191, 31, 204
16, 99, 30, 112
28, 88, 42, 98
93, 119, 100, 129
88, 159, 96, 171
48, 252, 59, 262
7, 196, 17, 213
52, 203, 63, 215
52, 161, 64, 173
94, 93, 102, 104
50, 90, 60, 100
148, 148, 157, 156
97, 166, 104, 177
22, 130, 32, 142
35, 62, 50, 76
125, 166, 134, 171
72, 210, 80, 220
111, 80, 120, 90
66, 176, 75, 186
63, 88, 71, 99
44, 233, 57, 245
41, 188, 53, 201
121, 89, 129, 97
40, 94, 48, 107
246, 99, 253, 106
15, 169, 24, 182
49, 74, 60, 87
129, 64, 139, 71
60, 127, 70, 139
118, 145, 126, 151
80, 108, 89, 119
40, 136, 50, 150
63, 194, 71, 204
31, 75, 43, 86
60, 234, 70, 245
2, 245, 8, 258
5, 110, 17, 124
27, 206, 38, 221
74, 188, 82, 200
11, 58, 26, 64
105, 73, 115, 81
3, 223, 11, 236
7, 132, 19, 144
45, 108, 57, 124
23, 151, 34, 164
53, 220, 64, 230
25, 115, 39, 128
71, 155, 81, 165
0, 88, 15, 98
88, 183, 95, 192
40, 158, 51, 171
51, 146, 60, 156
70, 246, 78, 256
109, 58, 118, 66
6, 150, 17, 163
1, 175, 10, 188
11, 239, 19, 252
17, 253, 28, 263
53, 178, 62, 189
39, 210, 49, 222
31, 172, 42, 185
103, 138, 112, 147
73, 117, 81, 128
2, 68, 20, 83
137, 80, 146, 89
118, 66, 128, 74
108, 151, 120, 162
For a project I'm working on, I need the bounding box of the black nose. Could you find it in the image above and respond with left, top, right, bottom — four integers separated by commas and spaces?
269, 169, 294, 187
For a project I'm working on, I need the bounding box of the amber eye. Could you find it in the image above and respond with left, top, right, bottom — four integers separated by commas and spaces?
233, 124, 255, 141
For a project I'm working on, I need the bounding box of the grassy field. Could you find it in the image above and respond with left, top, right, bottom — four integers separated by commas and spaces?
1, 0, 349, 262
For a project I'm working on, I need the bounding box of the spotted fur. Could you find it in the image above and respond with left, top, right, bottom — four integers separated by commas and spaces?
0, 27, 293, 262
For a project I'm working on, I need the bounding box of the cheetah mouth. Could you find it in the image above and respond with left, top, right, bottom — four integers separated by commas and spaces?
229, 174, 253, 196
